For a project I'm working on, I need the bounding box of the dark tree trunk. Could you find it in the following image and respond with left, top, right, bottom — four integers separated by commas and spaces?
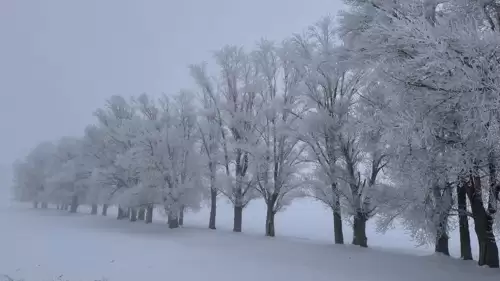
265, 206, 276, 237
209, 187, 217, 230
488, 152, 500, 218
130, 208, 137, 222
91, 204, 98, 215
69, 195, 78, 213
352, 212, 368, 247
41, 202, 48, 209
179, 205, 185, 226
117, 206, 127, 220
333, 209, 344, 244
233, 205, 243, 232
467, 174, 499, 268
33, 201, 38, 208
233, 149, 247, 233
117, 207, 123, 219
145, 204, 153, 224
332, 184, 344, 244
432, 183, 451, 256
457, 181, 473, 260
265, 194, 278, 237
168, 211, 179, 229
101, 204, 108, 216
435, 231, 450, 255
138, 208, 145, 220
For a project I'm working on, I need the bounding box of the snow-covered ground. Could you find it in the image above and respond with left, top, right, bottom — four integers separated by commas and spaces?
0, 199, 498, 281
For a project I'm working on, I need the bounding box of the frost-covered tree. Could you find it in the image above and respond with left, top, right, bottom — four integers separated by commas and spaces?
250, 39, 307, 237
338, 0, 500, 266
81, 124, 111, 215
190, 63, 223, 230
93, 95, 139, 220
212, 46, 261, 232
290, 17, 390, 247
11, 160, 32, 204
124, 92, 203, 228
46, 137, 87, 213
129, 93, 163, 223
291, 17, 357, 245
11, 142, 56, 208
345, 80, 392, 248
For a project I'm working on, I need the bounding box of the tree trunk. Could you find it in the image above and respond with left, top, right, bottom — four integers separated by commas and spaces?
333, 209, 344, 244
69, 195, 78, 213
352, 212, 368, 247
102, 204, 108, 216
117, 207, 123, 219
41, 202, 48, 209
467, 174, 499, 268
435, 230, 450, 255
432, 183, 451, 256
168, 211, 179, 229
145, 204, 153, 224
332, 185, 344, 244
265, 204, 276, 237
33, 201, 38, 208
233, 205, 243, 232
265, 194, 278, 237
179, 205, 185, 226
209, 187, 217, 230
457, 181, 473, 260
138, 208, 145, 220
117, 206, 127, 220
91, 204, 98, 215
130, 208, 137, 222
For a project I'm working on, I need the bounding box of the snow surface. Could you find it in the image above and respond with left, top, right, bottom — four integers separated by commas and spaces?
0, 199, 498, 281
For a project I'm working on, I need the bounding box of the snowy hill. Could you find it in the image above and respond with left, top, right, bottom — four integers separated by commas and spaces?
0, 200, 498, 281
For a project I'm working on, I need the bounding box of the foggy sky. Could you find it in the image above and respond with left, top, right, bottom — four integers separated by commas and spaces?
0, 0, 342, 185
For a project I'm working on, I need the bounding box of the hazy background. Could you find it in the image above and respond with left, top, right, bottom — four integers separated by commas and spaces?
0, 0, 343, 200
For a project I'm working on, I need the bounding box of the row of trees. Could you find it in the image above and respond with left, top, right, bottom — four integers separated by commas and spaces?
11, 0, 500, 268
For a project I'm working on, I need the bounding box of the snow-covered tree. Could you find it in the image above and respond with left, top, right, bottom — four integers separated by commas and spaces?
81, 124, 114, 215
11, 160, 31, 204
291, 17, 354, 245
338, 0, 500, 265
17, 141, 58, 208
212, 45, 261, 232
11, 143, 52, 208
45, 137, 87, 213
190, 63, 223, 230
93, 95, 139, 220
250, 39, 307, 237
288, 17, 391, 247
124, 92, 204, 228
128, 93, 163, 223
